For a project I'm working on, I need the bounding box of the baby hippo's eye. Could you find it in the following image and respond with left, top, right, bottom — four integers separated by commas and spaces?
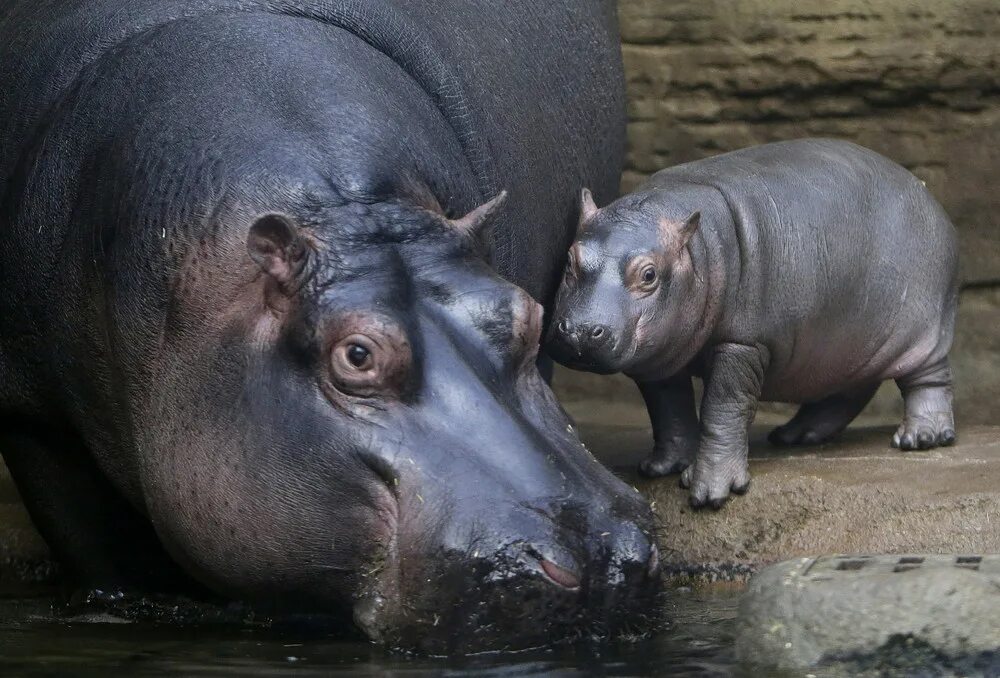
627, 258, 661, 294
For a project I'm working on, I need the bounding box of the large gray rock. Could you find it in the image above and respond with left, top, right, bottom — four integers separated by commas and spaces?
736, 554, 1000, 670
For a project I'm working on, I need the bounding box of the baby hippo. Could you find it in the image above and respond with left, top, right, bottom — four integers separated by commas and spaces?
548, 139, 959, 508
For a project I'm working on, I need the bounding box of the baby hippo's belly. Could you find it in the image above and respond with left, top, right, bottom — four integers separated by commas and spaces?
756, 317, 946, 404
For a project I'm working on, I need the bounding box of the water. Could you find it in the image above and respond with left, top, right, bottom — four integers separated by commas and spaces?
0, 588, 742, 677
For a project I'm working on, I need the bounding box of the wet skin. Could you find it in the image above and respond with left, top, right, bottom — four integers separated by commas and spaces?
0, 0, 658, 653
548, 139, 959, 510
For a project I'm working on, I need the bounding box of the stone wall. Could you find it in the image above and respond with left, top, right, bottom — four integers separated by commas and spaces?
554, 0, 1000, 426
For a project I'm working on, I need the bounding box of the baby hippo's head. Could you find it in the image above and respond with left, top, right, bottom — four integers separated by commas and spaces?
547, 188, 706, 379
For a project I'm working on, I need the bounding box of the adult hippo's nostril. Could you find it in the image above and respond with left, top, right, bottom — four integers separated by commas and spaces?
590, 325, 605, 340
556, 319, 572, 336
540, 557, 582, 590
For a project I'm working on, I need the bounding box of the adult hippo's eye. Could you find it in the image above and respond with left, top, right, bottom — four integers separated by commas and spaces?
346, 344, 372, 370
332, 335, 379, 378
641, 266, 657, 284
326, 327, 411, 400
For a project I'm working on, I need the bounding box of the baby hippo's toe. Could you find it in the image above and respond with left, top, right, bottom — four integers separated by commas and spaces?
891, 414, 957, 451
680, 459, 751, 510
637, 443, 697, 478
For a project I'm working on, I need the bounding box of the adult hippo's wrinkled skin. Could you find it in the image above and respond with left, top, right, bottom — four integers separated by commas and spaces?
549, 139, 959, 509
0, 0, 661, 653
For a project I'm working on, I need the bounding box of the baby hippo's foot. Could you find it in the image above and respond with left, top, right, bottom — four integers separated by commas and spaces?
680, 455, 750, 509
894, 362, 956, 450
892, 405, 956, 450
768, 384, 879, 447
768, 421, 831, 447
638, 440, 697, 478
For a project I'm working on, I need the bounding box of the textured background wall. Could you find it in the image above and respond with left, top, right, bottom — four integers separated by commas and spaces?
554, 0, 1000, 426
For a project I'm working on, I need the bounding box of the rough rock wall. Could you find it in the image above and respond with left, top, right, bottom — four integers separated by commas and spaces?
619, 0, 1000, 284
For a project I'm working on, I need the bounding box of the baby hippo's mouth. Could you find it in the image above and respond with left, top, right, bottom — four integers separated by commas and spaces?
560, 355, 621, 375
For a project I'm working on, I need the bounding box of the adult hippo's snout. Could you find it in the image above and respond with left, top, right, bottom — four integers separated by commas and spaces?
353, 484, 662, 654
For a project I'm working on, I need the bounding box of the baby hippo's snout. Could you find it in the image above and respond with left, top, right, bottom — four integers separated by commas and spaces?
550, 317, 620, 373
557, 318, 614, 351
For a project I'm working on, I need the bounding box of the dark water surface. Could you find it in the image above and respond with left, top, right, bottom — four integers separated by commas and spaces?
0, 589, 745, 677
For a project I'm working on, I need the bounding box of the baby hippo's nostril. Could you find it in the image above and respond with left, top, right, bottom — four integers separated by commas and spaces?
540, 558, 582, 590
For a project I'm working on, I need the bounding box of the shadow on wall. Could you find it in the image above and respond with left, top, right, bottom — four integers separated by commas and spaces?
554, 0, 1000, 425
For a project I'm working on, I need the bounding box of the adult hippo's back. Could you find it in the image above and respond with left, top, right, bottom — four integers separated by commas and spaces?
0, 0, 660, 653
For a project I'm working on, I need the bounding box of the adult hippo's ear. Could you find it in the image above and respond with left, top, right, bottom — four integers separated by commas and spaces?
447, 191, 508, 247
247, 213, 313, 294
579, 188, 600, 229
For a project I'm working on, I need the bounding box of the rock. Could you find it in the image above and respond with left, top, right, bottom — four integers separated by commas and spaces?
735, 554, 1000, 671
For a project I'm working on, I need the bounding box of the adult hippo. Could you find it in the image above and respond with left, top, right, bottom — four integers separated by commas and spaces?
0, 0, 660, 653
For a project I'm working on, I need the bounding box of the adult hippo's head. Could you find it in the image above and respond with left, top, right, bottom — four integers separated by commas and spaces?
137, 185, 662, 653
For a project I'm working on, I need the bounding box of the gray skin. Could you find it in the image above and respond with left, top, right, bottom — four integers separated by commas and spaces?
0, 0, 661, 653
547, 139, 959, 509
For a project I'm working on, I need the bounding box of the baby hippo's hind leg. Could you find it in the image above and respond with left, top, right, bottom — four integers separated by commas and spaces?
893, 357, 956, 450
768, 383, 879, 447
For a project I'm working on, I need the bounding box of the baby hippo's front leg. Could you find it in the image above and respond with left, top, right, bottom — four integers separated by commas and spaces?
681, 343, 768, 508
637, 374, 699, 477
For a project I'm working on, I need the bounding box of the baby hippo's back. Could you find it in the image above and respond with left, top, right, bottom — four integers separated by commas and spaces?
649, 139, 959, 401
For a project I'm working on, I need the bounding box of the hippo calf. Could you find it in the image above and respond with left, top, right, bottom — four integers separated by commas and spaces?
548, 139, 959, 508
0, 0, 661, 653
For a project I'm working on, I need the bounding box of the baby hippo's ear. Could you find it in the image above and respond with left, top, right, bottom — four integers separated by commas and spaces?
679, 211, 701, 246
660, 211, 701, 254
247, 213, 313, 293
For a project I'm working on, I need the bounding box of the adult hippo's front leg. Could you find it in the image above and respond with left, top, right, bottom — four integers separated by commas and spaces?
681, 344, 768, 508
